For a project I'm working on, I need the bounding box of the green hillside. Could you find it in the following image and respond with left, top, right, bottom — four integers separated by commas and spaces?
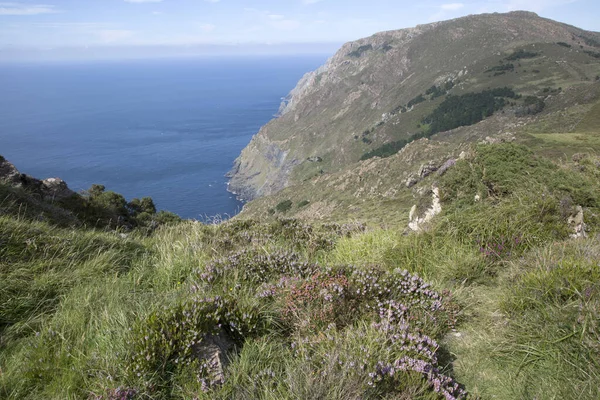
2, 140, 600, 399
2, 10, 600, 400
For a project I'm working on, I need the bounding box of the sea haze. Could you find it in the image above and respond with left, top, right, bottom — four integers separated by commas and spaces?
0, 56, 327, 219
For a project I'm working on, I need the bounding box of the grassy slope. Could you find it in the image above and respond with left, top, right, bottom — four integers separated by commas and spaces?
1, 142, 599, 399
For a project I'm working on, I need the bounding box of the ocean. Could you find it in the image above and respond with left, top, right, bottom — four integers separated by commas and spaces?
0, 56, 327, 219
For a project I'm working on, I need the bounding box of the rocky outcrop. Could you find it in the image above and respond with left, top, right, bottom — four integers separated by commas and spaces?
568, 206, 587, 239
408, 186, 442, 232
194, 329, 235, 386
0, 156, 75, 201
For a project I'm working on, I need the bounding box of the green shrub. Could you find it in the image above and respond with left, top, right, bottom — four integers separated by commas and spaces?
422, 88, 516, 135
275, 200, 293, 213
506, 49, 538, 60
485, 63, 515, 73
297, 200, 310, 208
347, 44, 373, 58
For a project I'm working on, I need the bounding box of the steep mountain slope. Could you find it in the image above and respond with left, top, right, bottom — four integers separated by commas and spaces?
237, 81, 600, 224
228, 11, 600, 200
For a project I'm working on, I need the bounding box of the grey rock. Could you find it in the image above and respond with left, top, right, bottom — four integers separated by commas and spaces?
0, 157, 23, 185
41, 178, 75, 200
418, 163, 438, 178
405, 175, 419, 188
194, 329, 235, 385
0, 157, 74, 200
437, 159, 456, 176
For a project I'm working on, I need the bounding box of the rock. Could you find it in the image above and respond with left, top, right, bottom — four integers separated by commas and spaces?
41, 178, 75, 200
568, 206, 587, 239
408, 186, 442, 232
459, 151, 467, 160
0, 157, 23, 185
0, 156, 75, 201
474, 194, 481, 202
307, 156, 323, 162
194, 329, 235, 385
419, 163, 438, 178
437, 159, 456, 176
408, 204, 418, 222
481, 133, 516, 145
405, 175, 419, 188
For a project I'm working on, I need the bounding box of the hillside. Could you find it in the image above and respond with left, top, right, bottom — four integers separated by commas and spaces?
2, 141, 600, 399
228, 11, 600, 201
2, 10, 600, 400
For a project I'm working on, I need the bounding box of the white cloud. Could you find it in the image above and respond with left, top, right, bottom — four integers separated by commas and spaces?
199, 23, 216, 32
271, 19, 301, 30
441, 3, 464, 11
303, 0, 324, 4
97, 29, 135, 43
204, 0, 221, 3
268, 14, 285, 20
0, 2, 57, 15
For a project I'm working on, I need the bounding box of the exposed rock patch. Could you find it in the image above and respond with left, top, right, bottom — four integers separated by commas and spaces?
194, 329, 235, 386
568, 206, 587, 239
408, 186, 442, 232
0, 157, 75, 201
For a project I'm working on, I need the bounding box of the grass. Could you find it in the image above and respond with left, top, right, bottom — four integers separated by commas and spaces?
2, 144, 600, 399
576, 99, 600, 133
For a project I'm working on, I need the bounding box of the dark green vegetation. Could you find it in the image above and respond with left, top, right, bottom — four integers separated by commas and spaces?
485, 63, 515, 73
361, 88, 520, 160
505, 49, 538, 60
422, 87, 518, 135
584, 50, 600, 59
348, 44, 373, 58
275, 199, 293, 213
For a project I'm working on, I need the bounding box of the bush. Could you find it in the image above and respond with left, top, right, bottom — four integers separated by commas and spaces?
347, 44, 373, 58
516, 96, 545, 116
407, 94, 426, 108
422, 88, 516, 135
485, 63, 515, 73
506, 49, 538, 60
275, 200, 293, 213
297, 200, 310, 208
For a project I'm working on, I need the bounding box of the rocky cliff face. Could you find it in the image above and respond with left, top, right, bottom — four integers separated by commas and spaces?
0, 156, 75, 200
228, 11, 600, 200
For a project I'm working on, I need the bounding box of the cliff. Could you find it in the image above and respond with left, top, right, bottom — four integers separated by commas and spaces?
228, 11, 600, 200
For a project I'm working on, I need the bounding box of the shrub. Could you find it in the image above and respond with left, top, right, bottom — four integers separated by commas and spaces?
275, 200, 293, 213
485, 63, 515, 73
407, 94, 426, 108
297, 200, 310, 208
516, 96, 545, 116
506, 49, 538, 60
348, 44, 373, 58
422, 87, 516, 135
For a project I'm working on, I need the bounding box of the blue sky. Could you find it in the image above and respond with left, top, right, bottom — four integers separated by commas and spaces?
1, 0, 599, 60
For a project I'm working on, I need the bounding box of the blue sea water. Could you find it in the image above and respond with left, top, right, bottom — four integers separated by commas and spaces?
0, 56, 326, 219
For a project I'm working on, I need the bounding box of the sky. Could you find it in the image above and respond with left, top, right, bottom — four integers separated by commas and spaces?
1, 0, 599, 61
